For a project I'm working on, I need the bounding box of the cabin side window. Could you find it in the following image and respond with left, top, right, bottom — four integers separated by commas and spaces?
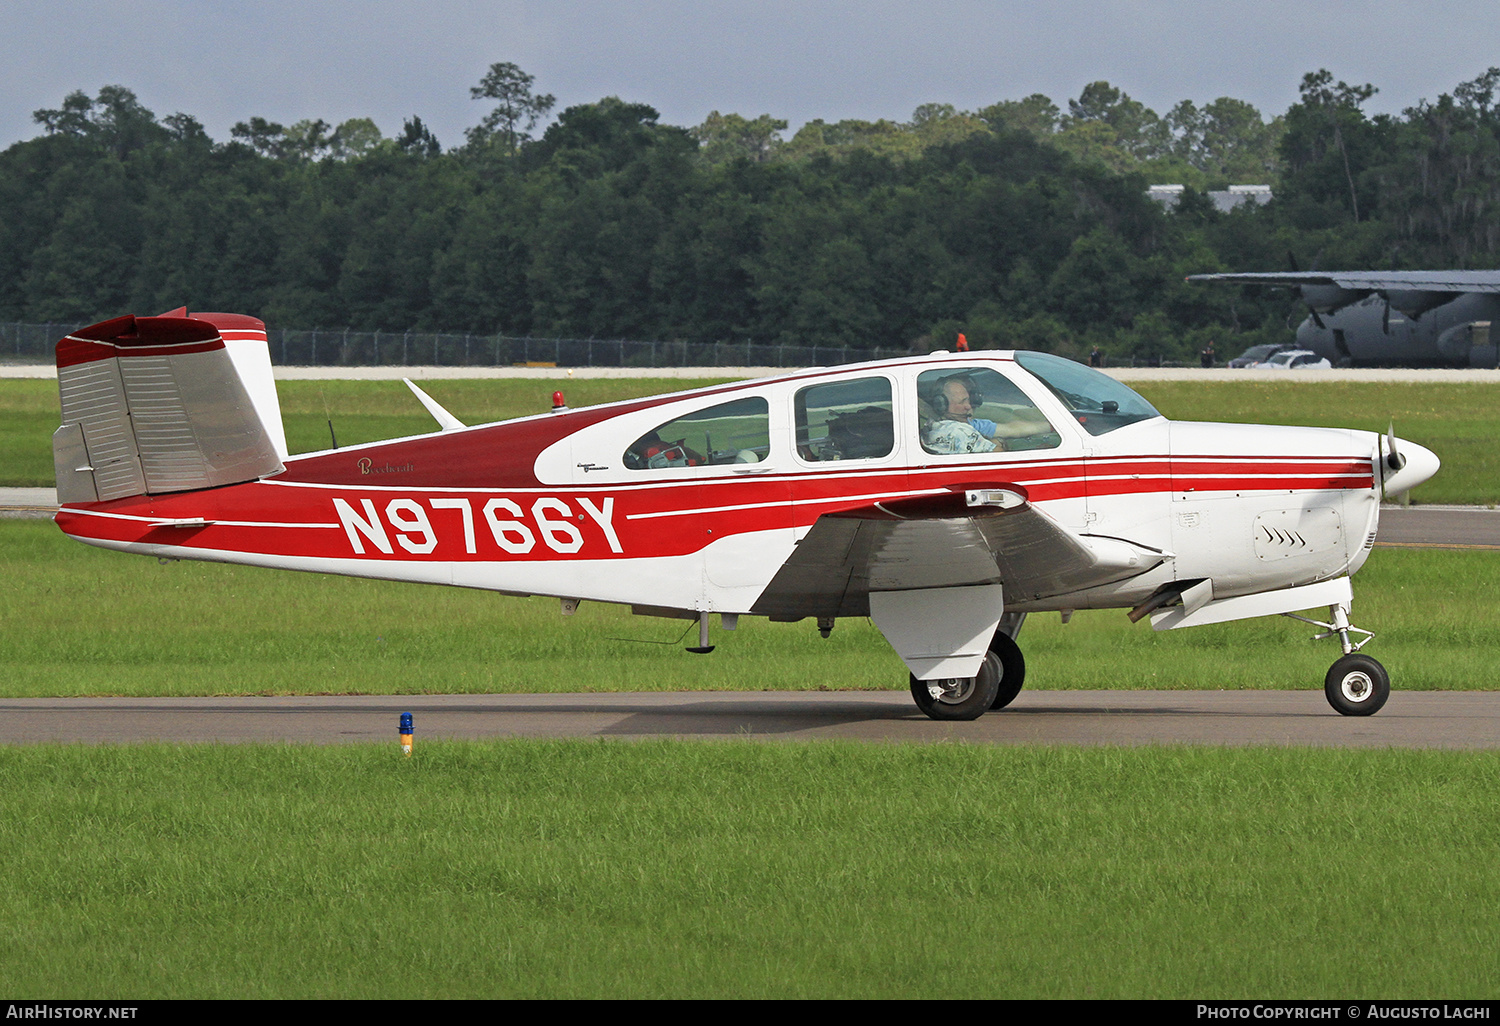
794, 377, 895, 462
916, 367, 1061, 455
623, 396, 770, 470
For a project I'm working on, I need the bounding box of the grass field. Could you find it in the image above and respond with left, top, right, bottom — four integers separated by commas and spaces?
1, 376, 1495, 502
2, 741, 1497, 999
4, 518, 1496, 697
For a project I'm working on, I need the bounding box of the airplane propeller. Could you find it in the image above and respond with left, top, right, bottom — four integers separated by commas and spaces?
1385, 420, 1405, 473
1378, 422, 1439, 500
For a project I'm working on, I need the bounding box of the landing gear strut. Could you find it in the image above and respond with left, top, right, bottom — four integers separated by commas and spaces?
1286, 601, 1389, 716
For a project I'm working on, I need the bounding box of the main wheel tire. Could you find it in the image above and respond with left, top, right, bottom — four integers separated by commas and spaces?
1324, 654, 1390, 716
989, 632, 1027, 710
910, 651, 1003, 721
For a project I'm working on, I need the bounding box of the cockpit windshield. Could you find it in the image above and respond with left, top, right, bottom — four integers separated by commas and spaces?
1013, 352, 1162, 436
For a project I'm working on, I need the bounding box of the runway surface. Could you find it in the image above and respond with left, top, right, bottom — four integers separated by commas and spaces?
5, 690, 1499, 748
1375, 505, 1500, 548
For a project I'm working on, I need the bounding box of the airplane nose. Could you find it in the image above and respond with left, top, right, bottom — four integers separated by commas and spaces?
1382, 438, 1440, 498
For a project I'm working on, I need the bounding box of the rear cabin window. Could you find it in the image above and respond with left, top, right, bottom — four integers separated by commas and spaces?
916, 367, 1061, 455
623, 396, 770, 470
794, 377, 895, 462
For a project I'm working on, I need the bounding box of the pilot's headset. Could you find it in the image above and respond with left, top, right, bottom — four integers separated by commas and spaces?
924, 375, 983, 416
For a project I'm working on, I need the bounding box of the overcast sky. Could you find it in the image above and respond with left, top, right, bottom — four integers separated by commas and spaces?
6, 1, 1500, 151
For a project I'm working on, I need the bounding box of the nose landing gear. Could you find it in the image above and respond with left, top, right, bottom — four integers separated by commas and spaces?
1286, 601, 1389, 716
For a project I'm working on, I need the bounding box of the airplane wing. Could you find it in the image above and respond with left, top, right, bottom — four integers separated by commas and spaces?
1187, 270, 1500, 293
750, 488, 1170, 621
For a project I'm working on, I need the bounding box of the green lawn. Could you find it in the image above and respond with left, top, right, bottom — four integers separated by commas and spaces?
1, 741, 1496, 998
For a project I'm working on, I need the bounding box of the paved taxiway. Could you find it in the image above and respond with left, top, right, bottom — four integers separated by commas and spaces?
4, 691, 1499, 747
1375, 505, 1500, 548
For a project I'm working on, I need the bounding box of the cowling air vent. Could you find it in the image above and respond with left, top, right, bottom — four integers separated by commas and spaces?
1253, 508, 1342, 561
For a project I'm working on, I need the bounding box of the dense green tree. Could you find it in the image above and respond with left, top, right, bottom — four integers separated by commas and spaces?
330, 118, 385, 160
397, 116, 442, 158
691, 111, 788, 164
1374, 68, 1500, 265
33, 86, 167, 159
466, 62, 556, 156
1280, 70, 1383, 224
428, 180, 531, 334
4, 66, 1498, 365
1059, 81, 1170, 166
978, 94, 1060, 136
229, 116, 292, 158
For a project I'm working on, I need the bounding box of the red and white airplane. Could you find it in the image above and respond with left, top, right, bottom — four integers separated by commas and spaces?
50, 311, 1439, 719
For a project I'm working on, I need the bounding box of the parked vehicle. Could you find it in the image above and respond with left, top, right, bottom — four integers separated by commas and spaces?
1262, 349, 1332, 370
1228, 343, 1296, 368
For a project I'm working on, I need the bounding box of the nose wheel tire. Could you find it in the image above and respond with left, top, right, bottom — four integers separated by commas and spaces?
911, 650, 1002, 721
1324, 654, 1390, 716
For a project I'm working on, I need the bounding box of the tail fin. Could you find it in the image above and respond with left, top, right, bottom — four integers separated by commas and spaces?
53, 311, 286, 504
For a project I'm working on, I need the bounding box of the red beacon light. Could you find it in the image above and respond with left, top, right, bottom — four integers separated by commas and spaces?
551, 391, 567, 413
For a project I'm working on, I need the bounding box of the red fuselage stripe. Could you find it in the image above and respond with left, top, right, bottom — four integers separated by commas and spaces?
56, 455, 1375, 564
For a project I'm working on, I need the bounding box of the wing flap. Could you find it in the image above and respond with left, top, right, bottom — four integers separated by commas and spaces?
750, 491, 1170, 620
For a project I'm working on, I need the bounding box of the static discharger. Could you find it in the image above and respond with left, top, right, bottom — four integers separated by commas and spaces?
399, 712, 413, 757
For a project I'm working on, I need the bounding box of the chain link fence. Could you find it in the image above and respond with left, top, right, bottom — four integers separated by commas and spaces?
2, 321, 906, 369
2, 322, 85, 363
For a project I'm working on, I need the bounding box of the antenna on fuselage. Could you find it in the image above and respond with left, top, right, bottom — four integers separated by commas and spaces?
320, 387, 337, 449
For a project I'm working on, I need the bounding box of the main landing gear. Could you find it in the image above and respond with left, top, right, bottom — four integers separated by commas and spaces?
910, 618, 1027, 722
1286, 601, 1389, 716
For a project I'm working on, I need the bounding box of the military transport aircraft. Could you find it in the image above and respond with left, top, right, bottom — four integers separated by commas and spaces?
1190, 270, 1500, 367
50, 310, 1439, 720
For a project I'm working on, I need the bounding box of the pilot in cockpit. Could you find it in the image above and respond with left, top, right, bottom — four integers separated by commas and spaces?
921, 371, 1060, 455
924, 378, 999, 454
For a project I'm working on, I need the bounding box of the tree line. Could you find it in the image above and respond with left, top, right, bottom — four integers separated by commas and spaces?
3, 64, 1499, 364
